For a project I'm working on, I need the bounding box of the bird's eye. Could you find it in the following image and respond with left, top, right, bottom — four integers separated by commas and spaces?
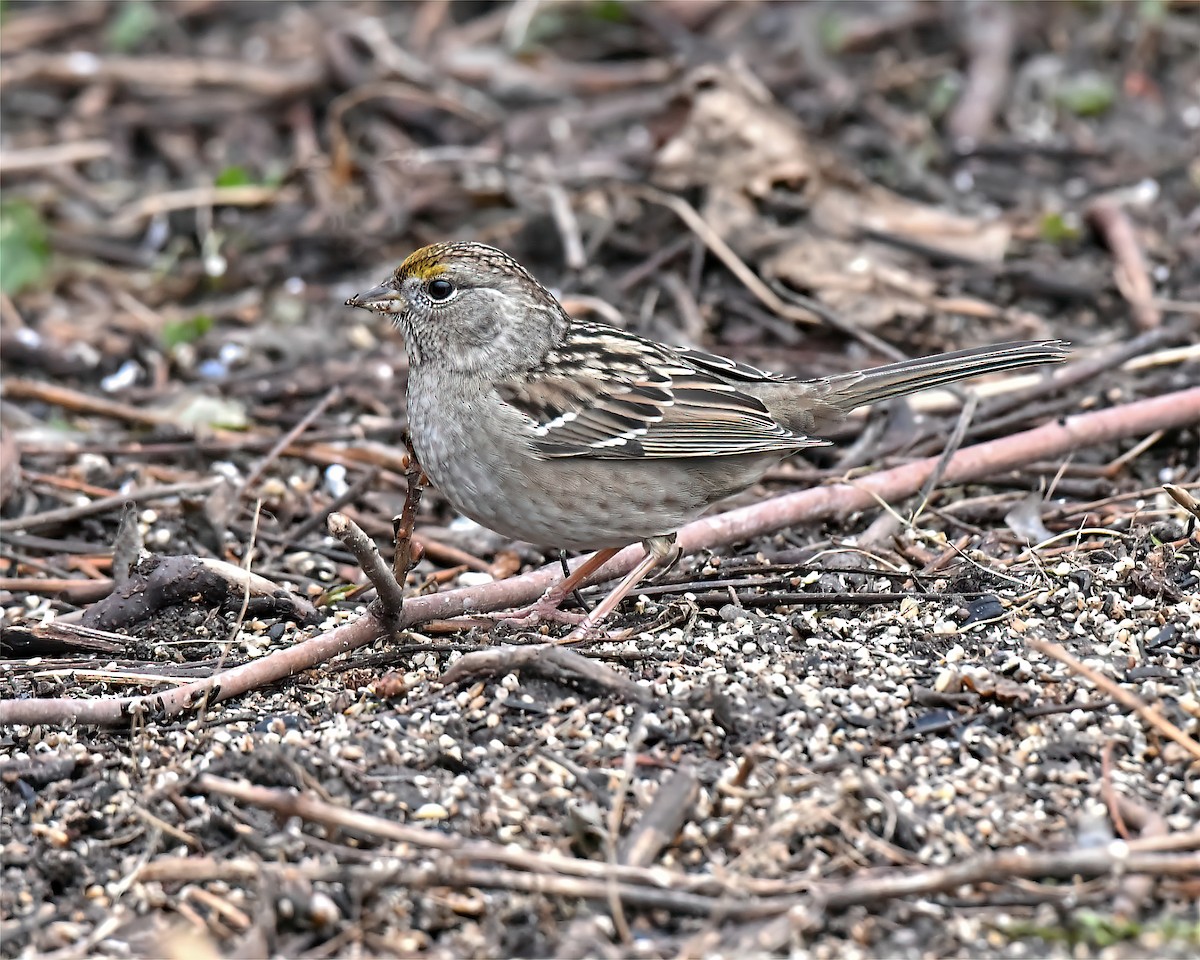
427, 278, 454, 301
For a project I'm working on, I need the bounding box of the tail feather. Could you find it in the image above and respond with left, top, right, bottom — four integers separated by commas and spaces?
818, 340, 1070, 413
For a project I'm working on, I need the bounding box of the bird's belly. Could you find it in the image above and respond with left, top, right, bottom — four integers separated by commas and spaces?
409, 407, 714, 550
426, 449, 697, 550
408, 385, 783, 551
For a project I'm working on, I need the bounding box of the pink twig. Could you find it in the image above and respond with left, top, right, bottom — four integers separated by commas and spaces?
3, 386, 1197, 728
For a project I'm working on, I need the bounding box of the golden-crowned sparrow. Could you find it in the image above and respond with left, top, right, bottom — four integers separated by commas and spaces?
348, 242, 1068, 637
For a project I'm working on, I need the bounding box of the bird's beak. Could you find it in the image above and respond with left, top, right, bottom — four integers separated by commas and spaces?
345, 282, 403, 313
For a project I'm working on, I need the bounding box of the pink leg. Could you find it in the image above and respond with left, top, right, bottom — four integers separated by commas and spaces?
558, 536, 678, 644
494, 547, 621, 627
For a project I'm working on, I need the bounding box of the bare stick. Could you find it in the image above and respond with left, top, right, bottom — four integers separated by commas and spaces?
440, 644, 651, 704
0, 140, 112, 174
3, 386, 1197, 728
1086, 197, 1161, 331
1, 377, 180, 430
239, 387, 340, 496
0, 53, 324, 96
619, 766, 702, 867
155, 776, 1200, 920
113, 184, 292, 228
1026, 636, 1200, 762
0, 479, 223, 534
946, 0, 1015, 144
628, 184, 821, 325
327, 513, 406, 622
392, 438, 427, 586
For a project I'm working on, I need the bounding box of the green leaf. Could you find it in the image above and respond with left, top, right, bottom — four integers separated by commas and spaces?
590, 0, 627, 22
0, 200, 50, 295
1040, 212, 1082, 244
317, 583, 360, 606
215, 165, 253, 188
819, 11, 848, 53
106, 1, 158, 53
927, 73, 963, 120
1137, 0, 1167, 25
161, 314, 213, 349
1056, 71, 1116, 117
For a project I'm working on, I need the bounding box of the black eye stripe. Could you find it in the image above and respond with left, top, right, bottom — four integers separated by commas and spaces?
427, 278, 454, 301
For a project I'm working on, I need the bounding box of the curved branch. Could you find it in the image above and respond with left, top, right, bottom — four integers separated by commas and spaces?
3, 386, 1196, 728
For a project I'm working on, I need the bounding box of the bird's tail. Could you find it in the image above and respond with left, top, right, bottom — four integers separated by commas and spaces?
817, 340, 1069, 414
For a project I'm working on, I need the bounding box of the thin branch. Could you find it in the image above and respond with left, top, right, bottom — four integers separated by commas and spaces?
3, 386, 1197, 728
1086, 197, 1161, 331
239, 386, 340, 496
327, 512, 407, 622
143, 775, 1200, 921
627, 184, 822, 325
1026, 636, 1200, 762
0, 139, 112, 175
0, 479, 223, 534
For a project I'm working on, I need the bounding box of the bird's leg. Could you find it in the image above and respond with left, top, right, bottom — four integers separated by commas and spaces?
493, 547, 621, 627
559, 549, 592, 613
558, 535, 678, 644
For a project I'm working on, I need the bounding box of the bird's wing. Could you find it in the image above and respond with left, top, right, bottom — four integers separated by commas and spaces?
496, 322, 819, 460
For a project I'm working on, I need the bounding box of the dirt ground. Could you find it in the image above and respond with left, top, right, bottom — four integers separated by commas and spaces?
1, 2, 1199, 958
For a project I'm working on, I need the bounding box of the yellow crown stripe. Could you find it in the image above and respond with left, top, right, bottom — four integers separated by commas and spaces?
397, 245, 451, 280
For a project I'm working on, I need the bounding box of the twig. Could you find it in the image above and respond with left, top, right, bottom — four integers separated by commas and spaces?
1, 377, 179, 429
1086, 197, 1161, 331
607, 712, 646, 944
27, 668, 194, 687
1101, 740, 1131, 842
283, 465, 381, 542
0, 140, 112, 175
239, 387, 340, 496
0, 577, 114, 603
440, 644, 652, 704
1111, 794, 1168, 920
619, 766, 702, 867
0, 620, 123, 654
626, 184, 821, 325
1026, 636, 1200, 762
392, 440, 427, 587
3, 386, 1197, 727
909, 392, 978, 531
0, 53, 323, 97
0, 478, 223, 534
540, 163, 586, 270
767, 278, 907, 362
327, 512, 407, 623
1122, 341, 1200, 371
113, 184, 291, 228
946, 0, 1015, 144
152, 775, 1200, 919
816, 847, 1200, 910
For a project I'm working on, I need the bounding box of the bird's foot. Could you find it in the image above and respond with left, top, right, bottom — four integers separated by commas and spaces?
555, 619, 637, 645
487, 597, 586, 629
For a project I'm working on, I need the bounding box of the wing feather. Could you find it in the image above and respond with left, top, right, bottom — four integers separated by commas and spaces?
497, 321, 821, 460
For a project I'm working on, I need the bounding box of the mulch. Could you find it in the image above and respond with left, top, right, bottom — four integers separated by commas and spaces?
2, 2, 1198, 957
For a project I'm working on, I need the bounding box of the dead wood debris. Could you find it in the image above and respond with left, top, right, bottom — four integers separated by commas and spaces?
2, 383, 1196, 728
2, 3, 1199, 957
